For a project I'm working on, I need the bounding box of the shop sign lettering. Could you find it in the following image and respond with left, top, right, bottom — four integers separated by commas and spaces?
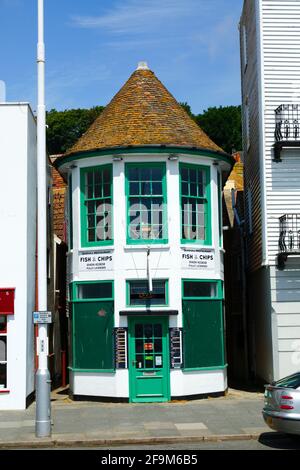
79, 251, 113, 272
181, 248, 215, 270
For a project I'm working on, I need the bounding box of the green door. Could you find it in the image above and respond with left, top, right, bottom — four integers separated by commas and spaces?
128, 317, 170, 403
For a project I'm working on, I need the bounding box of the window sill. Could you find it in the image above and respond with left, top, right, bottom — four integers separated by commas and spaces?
124, 245, 170, 251
181, 244, 214, 249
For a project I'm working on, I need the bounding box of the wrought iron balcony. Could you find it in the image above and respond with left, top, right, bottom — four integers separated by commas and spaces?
278, 214, 300, 269
274, 104, 300, 162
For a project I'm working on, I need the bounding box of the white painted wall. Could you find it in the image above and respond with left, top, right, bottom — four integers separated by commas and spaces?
62, 151, 230, 398
0, 104, 36, 409
241, 0, 300, 381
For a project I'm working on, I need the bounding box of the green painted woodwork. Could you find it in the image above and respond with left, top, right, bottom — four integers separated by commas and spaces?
182, 279, 223, 300
125, 162, 168, 244
55, 146, 235, 169
182, 299, 225, 370
179, 163, 211, 245
73, 300, 114, 370
128, 316, 170, 402
80, 164, 113, 247
126, 279, 169, 307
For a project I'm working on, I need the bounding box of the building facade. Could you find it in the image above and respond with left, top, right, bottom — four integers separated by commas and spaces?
56, 63, 234, 402
240, 0, 300, 382
0, 103, 37, 409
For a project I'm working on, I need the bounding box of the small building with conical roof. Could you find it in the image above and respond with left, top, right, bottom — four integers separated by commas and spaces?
56, 63, 234, 402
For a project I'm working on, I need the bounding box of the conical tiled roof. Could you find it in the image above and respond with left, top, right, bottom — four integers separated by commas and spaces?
66, 64, 223, 156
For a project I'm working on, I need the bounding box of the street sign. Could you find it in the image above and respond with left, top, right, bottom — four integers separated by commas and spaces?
33, 311, 52, 324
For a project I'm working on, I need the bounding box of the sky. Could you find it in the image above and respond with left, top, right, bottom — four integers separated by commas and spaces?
0, 0, 244, 115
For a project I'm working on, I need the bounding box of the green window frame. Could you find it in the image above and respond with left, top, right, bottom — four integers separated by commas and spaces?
125, 163, 168, 244
126, 279, 169, 307
70, 281, 115, 372
182, 279, 225, 371
180, 163, 211, 245
80, 165, 113, 247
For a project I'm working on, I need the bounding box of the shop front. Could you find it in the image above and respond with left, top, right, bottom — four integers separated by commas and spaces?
57, 63, 233, 401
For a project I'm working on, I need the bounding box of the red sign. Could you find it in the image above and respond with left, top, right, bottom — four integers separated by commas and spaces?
0, 288, 15, 315
144, 343, 153, 351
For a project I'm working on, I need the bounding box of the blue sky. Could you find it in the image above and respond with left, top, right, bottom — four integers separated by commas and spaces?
0, 0, 243, 114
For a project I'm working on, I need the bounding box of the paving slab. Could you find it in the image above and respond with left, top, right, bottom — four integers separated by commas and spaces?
0, 388, 272, 448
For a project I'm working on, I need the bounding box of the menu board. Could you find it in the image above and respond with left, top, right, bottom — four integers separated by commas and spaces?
114, 328, 128, 369
169, 328, 183, 369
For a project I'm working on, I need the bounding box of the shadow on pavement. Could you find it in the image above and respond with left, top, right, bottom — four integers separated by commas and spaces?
259, 432, 300, 450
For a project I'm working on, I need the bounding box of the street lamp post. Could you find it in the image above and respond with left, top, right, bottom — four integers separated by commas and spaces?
35, 0, 51, 438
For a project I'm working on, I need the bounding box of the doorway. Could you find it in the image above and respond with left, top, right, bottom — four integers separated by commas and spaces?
128, 316, 170, 402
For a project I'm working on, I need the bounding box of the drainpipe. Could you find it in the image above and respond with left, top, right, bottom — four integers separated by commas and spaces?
147, 247, 153, 293
231, 189, 249, 381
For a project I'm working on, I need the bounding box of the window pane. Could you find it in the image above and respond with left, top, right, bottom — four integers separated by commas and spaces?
127, 165, 165, 241
135, 339, 143, 353
103, 168, 111, 183
82, 166, 112, 245
190, 183, 197, 197
130, 182, 139, 195
141, 167, 151, 181
190, 169, 197, 183
180, 166, 208, 241
181, 167, 188, 181
103, 183, 110, 197
0, 337, 6, 362
77, 282, 112, 299
87, 201, 94, 214
129, 280, 166, 305
151, 168, 162, 181
154, 324, 162, 337
141, 182, 151, 195
181, 182, 188, 196
135, 324, 143, 338
88, 229, 95, 242
184, 282, 217, 298
129, 168, 139, 180
151, 182, 162, 195
154, 338, 162, 352
144, 324, 153, 338
86, 172, 93, 186
0, 364, 6, 389
94, 184, 101, 198
0, 316, 6, 333
87, 185, 93, 198
273, 373, 300, 389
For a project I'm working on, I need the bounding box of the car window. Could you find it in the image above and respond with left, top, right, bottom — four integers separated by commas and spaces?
273, 373, 300, 389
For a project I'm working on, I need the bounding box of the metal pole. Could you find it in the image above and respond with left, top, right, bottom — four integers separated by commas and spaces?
35, 0, 51, 438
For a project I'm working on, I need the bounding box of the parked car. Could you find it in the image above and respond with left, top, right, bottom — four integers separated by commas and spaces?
263, 372, 300, 436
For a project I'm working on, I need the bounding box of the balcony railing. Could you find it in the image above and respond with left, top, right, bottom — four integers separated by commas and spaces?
274, 104, 300, 161
278, 214, 300, 269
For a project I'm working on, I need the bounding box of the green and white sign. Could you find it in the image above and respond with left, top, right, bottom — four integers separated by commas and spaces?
78, 250, 113, 272
181, 248, 215, 270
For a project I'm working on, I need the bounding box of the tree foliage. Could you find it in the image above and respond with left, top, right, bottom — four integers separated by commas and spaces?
46, 106, 104, 155
46, 104, 242, 156
196, 105, 242, 154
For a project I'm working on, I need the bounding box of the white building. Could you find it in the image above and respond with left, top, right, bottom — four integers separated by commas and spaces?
240, 0, 300, 383
55, 63, 234, 402
0, 103, 37, 409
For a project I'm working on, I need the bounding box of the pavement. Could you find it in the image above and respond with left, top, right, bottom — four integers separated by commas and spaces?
0, 387, 274, 448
